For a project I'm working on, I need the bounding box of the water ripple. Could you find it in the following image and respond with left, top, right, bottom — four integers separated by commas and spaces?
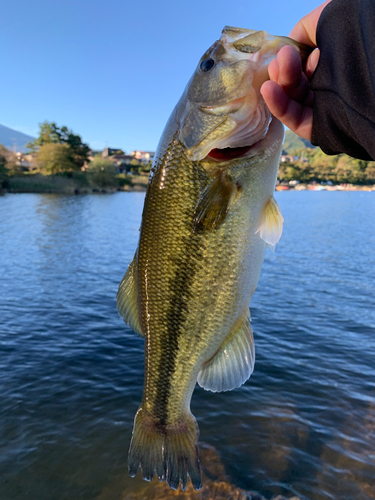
0, 192, 374, 500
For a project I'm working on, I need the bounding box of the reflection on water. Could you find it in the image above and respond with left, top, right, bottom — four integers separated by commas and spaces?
0, 192, 374, 500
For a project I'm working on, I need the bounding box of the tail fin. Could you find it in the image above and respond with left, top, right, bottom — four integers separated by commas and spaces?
128, 407, 202, 491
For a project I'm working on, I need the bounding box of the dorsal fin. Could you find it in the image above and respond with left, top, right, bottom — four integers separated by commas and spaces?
197, 311, 255, 392
116, 253, 144, 337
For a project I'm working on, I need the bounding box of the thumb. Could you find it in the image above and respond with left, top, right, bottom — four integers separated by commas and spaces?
289, 0, 332, 46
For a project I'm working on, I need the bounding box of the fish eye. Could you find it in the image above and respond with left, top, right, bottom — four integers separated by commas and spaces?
200, 58, 215, 72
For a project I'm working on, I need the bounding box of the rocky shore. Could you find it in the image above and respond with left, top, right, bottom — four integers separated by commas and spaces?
120, 443, 301, 500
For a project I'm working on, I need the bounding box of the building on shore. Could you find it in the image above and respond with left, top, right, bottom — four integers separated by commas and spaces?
280, 154, 300, 163
130, 150, 155, 164
100, 148, 140, 173
102, 147, 125, 158
85, 147, 156, 174
15, 152, 37, 171
108, 154, 139, 173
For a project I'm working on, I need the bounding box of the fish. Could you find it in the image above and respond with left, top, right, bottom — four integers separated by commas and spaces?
117, 26, 310, 491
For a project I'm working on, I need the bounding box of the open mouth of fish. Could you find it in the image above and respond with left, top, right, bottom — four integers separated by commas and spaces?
187, 85, 271, 163
206, 142, 261, 161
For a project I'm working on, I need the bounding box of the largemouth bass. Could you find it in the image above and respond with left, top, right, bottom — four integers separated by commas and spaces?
117, 27, 310, 491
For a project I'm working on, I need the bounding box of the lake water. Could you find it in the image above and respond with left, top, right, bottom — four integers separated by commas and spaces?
1, 191, 374, 500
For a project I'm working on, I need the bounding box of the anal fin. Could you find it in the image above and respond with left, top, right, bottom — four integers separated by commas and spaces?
116, 253, 144, 337
197, 312, 255, 392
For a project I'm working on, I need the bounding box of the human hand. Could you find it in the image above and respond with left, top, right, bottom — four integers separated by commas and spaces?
260, 0, 332, 141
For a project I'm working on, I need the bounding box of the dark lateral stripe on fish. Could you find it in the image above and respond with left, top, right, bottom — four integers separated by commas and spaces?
150, 142, 207, 425
159, 231, 204, 424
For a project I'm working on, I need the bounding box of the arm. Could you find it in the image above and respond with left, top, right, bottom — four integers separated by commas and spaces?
261, 0, 375, 160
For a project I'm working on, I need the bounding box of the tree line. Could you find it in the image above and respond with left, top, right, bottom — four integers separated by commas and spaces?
0, 121, 123, 187
2, 121, 375, 188
0, 121, 151, 189
279, 147, 375, 185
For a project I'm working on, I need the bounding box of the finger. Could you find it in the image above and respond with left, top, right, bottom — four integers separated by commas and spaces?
276, 46, 302, 88
268, 58, 279, 83
260, 80, 313, 141
305, 48, 320, 78
287, 73, 313, 106
276, 46, 311, 103
289, 0, 332, 46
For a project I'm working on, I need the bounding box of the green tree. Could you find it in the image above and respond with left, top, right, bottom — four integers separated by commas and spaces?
0, 144, 17, 174
28, 121, 90, 169
37, 143, 76, 174
295, 161, 313, 182
140, 162, 152, 173
88, 156, 118, 187
27, 122, 62, 149
334, 155, 367, 184
63, 130, 91, 169
0, 163, 8, 187
0, 151, 7, 186
365, 162, 375, 183
278, 162, 302, 182
280, 142, 375, 185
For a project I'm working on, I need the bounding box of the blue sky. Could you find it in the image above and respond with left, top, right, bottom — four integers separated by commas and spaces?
0, 0, 322, 152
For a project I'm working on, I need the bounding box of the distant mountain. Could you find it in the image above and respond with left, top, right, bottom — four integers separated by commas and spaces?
0, 124, 35, 153
283, 129, 315, 154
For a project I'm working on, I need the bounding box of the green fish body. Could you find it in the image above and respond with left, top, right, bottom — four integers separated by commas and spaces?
117, 26, 310, 491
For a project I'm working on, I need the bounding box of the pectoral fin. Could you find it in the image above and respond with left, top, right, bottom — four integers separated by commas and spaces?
197, 312, 255, 392
257, 196, 283, 252
116, 253, 144, 337
193, 172, 237, 232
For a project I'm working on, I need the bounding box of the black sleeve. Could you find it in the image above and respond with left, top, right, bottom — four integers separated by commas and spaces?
311, 0, 375, 160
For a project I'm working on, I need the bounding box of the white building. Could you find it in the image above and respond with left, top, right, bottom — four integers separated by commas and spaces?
131, 150, 155, 163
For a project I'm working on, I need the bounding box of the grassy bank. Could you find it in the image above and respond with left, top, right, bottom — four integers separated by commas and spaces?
2, 172, 149, 194
4, 173, 374, 195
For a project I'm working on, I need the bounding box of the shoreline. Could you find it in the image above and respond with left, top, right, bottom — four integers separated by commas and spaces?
1, 173, 374, 195
1, 186, 148, 195
276, 183, 375, 192
3, 185, 374, 194
0, 173, 149, 195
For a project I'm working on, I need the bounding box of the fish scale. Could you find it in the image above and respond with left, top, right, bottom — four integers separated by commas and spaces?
139, 138, 208, 425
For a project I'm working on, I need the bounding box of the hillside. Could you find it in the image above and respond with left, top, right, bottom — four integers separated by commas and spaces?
283, 129, 315, 154
0, 124, 35, 153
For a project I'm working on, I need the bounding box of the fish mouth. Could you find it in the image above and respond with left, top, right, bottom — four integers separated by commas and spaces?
183, 92, 271, 162
204, 116, 284, 163
206, 142, 261, 162
194, 92, 271, 162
